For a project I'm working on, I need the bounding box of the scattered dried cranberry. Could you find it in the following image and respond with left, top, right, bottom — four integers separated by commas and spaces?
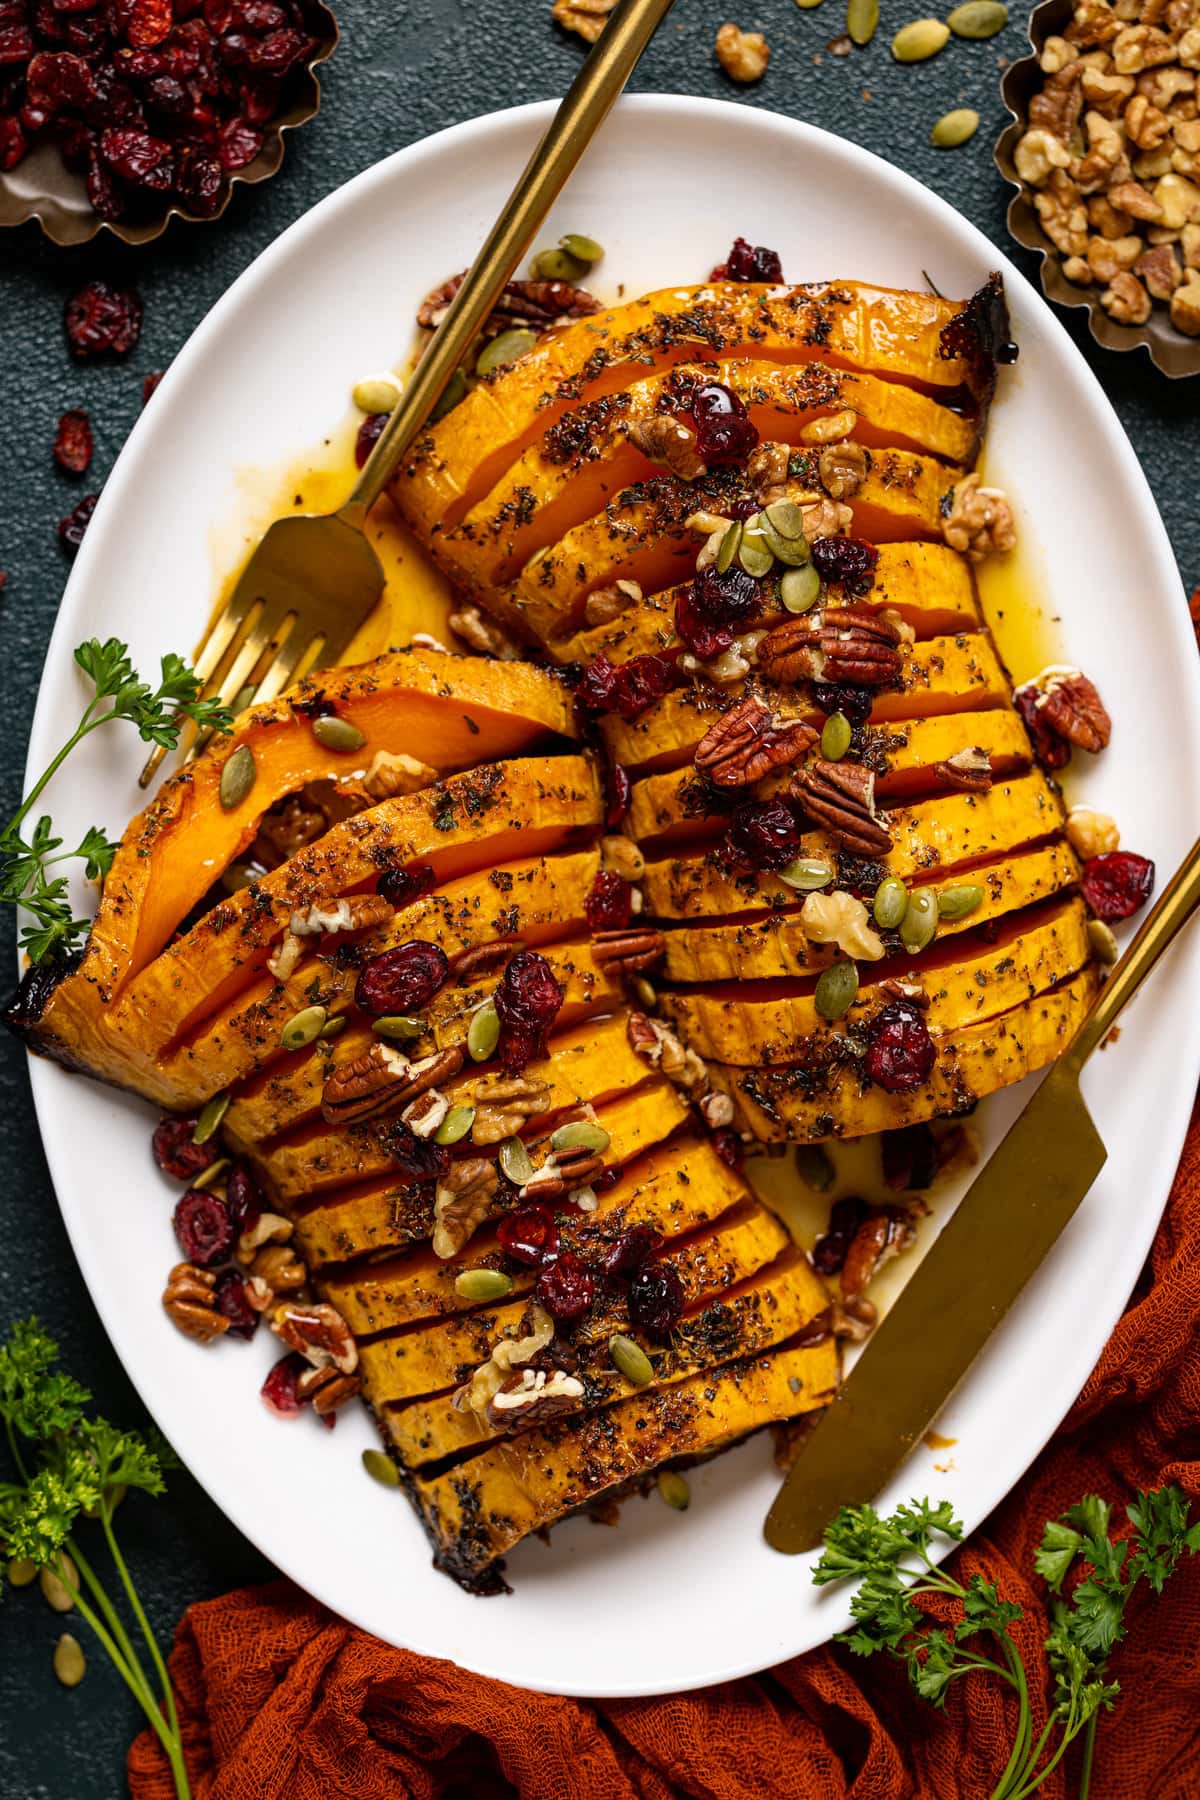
591, 1165, 622, 1197
688, 381, 759, 469
65, 280, 142, 360
535, 1249, 595, 1324
627, 1260, 684, 1335
1013, 682, 1071, 773
709, 1127, 743, 1169
224, 1160, 262, 1233
811, 1195, 869, 1275
173, 1188, 235, 1266
585, 870, 632, 931
382, 1121, 449, 1182
881, 1123, 939, 1192
355, 940, 448, 1016
723, 797, 804, 872
152, 1113, 214, 1181
497, 1205, 559, 1268
599, 1223, 662, 1279
864, 1001, 936, 1095
354, 410, 387, 470
604, 762, 631, 828
674, 587, 734, 661
811, 681, 873, 727
261, 1352, 306, 1417
692, 563, 761, 627
576, 651, 678, 722
213, 1268, 258, 1339
494, 948, 563, 1073
710, 236, 784, 283
376, 859, 436, 910
53, 407, 92, 474
142, 370, 165, 405
1080, 851, 1155, 923
810, 534, 879, 596
58, 493, 97, 557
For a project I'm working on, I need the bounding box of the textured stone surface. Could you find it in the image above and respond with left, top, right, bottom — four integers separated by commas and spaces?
0, 1, 1194, 1790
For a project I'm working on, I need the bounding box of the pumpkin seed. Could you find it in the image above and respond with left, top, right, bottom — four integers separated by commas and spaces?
815, 958, 859, 1021
312, 714, 366, 754
40, 1555, 77, 1614
716, 519, 743, 573
937, 883, 984, 920
892, 17, 950, 58
899, 886, 938, 952
559, 232, 604, 265
759, 517, 813, 568
280, 1004, 327, 1051
431, 368, 468, 421
193, 1090, 230, 1145
780, 563, 821, 614
795, 1142, 835, 1191
53, 1633, 86, 1688
633, 976, 657, 1010
455, 1267, 514, 1302
6, 1556, 36, 1587
657, 1469, 691, 1510
219, 743, 256, 812
873, 877, 910, 929
362, 1447, 400, 1488
320, 1015, 347, 1040
372, 1014, 425, 1042
476, 328, 538, 377
352, 373, 401, 414
947, 0, 1007, 35
763, 499, 807, 542
931, 107, 980, 147
738, 520, 776, 579
1088, 918, 1119, 965
779, 857, 835, 892
468, 998, 500, 1062
230, 683, 257, 716
820, 711, 852, 761
499, 1135, 534, 1186
847, 0, 879, 42
550, 1118, 611, 1154
435, 1104, 476, 1146
531, 245, 588, 283
609, 1333, 654, 1386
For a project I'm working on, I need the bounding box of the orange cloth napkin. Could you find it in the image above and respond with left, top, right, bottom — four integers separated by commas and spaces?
129, 1108, 1200, 1800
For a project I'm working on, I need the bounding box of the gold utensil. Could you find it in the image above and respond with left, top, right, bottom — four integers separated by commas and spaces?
765, 833, 1200, 1554
139, 0, 677, 788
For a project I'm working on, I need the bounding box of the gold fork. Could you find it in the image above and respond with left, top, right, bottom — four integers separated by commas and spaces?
139, 0, 677, 788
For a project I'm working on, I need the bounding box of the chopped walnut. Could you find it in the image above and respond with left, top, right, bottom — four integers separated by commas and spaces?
1066, 805, 1121, 857
1126, 90, 1174, 143
551, 0, 615, 42
1138, 64, 1195, 106
297, 1366, 363, 1417
1102, 266, 1154, 315
1088, 191, 1135, 233
1063, 253, 1096, 282
236, 1211, 293, 1266
1154, 169, 1200, 223
1031, 61, 1087, 136
248, 1242, 307, 1302
626, 1011, 710, 1096
817, 440, 867, 502
629, 415, 706, 480
256, 793, 327, 862
801, 409, 858, 447
453, 1304, 556, 1421
801, 497, 854, 540
1113, 22, 1178, 69
679, 628, 767, 685
583, 579, 642, 629
1066, 0, 1121, 45
1137, 238, 1184, 289
362, 751, 438, 800
799, 889, 885, 962
448, 605, 522, 661
1077, 111, 1132, 191
941, 474, 1017, 562
1042, 32, 1081, 69
1088, 231, 1144, 278
745, 440, 791, 505
1109, 175, 1166, 215
1080, 64, 1137, 111
267, 930, 303, 983
1035, 174, 1090, 255
715, 21, 770, 82
432, 1159, 498, 1258
1170, 264, 1200, 324
1015, 126, 1075, 183
469, 1072, 552, 1144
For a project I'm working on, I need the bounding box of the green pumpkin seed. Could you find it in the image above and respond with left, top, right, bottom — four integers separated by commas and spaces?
947, 0, 1007, 35
53, 1633, 86, 1688
609, 1332, 654, 1386
498, 1135, 534, 1186
873, 876, 910, 930
931, 107, 980, 148
219, 743, 256, 812
815, 958, 859, 1021
476, 329, 538, 377
320, 1015, 347, 1040
6, 1556, 36, 1588
559, 232, 604, 265
455, 1267, 514, 1302
899, 886, 938, 952
435, 1104, 476, 1146
468, 998, 500, 1062
531, 246, 588, 283
759, 518, 813, 567
362, 1447, 401, 1488
657, 1469, 691, 1510
372, 1014, 425, 1042
431, 368, 468, 421
847, 0, 879, 42
312, 714, 367, 754
780, 563, 821, 614
230, 683, 257, 716
779, 857, 835, 892
550, 1118, 611, 1154
763, 499, 807, 542
193, 1090, 230, 1145
1088, 918, 1119, 965
892, 17, 950, 58
795, 1142, 835, 1191
40, 1555, 77, 1614
738, 521, 775, 579
352, 374, 401, 415
820, 712, 852, 761
937, 883, 984, 920
280, 1004, 327, 1051
716, 519, 743, 574
192, 1156, 230, 1194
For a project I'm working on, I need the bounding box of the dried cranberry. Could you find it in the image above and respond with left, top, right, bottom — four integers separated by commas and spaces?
1014, 682, 1070, 773
812, 1195, 868, 1274
251, 24, 307, 69
1080, 851, 1155, 923
689, 381, 759, 469
230, 0, 286, 27
218, 113, 260, 167
261, 1352, 306, 1416
674, 586, 733, 661
0, 112, 26, 169
142, 369, 164, 405
494, 949, 563, 1073
576, 652, 679, 722
591, 1165, 621, 1196
811, 681, 873, 728
53, 408, 93, 475
576, 653, 618, 714
724, 797, 804, 872
382, 1121, 449, 1182
377, 859, 436, 909
65, 280, 142, 360
585, 870, 632, 931
710, 236, 784, 283
535, 1250, 595, 1324
810, 535, 879, 596
144, 72, 190, 116
605, 762, 631, 828
692, 563, 761, 627
127, 0, 172, 47
99, 125, 171, 180
881, 1123, 938, 1192
599, 1223, 662, 1279
355, 940, 448, 1016
354, 410, 388, 469
58, 493, 98, 557
86, 149, 125, 220
213, 1268, 258, 1339
627, 1260, 684, 1335
224, 1160, 262, 1232
28, 48, 94, 110
864, 1001, 936, 1095
497, 1205, 559, 1268
176, 143, 222, 213
173, 1188, 235, 1265
152, 1114, 214, 1181
0, 22, 35, 65
709, 1127, 742, 1169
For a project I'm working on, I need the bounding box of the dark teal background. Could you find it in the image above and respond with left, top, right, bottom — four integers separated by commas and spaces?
0, 2, 1195, 1792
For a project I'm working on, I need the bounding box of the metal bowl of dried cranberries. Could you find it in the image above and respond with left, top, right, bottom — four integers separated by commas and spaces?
0, 0, 337, 245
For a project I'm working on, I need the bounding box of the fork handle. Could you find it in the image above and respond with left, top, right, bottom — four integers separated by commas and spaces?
342, 0, 678, 522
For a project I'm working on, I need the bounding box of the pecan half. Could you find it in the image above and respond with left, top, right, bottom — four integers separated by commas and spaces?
757, 608, 902, 688
934, 746, 994, 793
433, 1158, 498, 1259
469, 1072, 552, 1145
485, 1366, 585, 1433
591, 927, 666, 976
1036, 669, 1112, 754
791, 760, 893, 856
296, 1366, 363, 1416
521, 1143, 605, 1203
418, 272, 599, 335
840, 1208, 917, 1300
271, 1300, 358, 1374
320, 1043, 463, 1126
402, 1088, 451, 1139
693, 696, 818, 787
248, 1242, 307, 1303
626, 1010, 710, 1094
453, 937, 525, 979
235, 1211, 293, 1267
162, 1263, 229, 1342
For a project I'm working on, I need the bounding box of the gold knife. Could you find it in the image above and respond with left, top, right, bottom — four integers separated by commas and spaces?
765, 831, 1200, 1554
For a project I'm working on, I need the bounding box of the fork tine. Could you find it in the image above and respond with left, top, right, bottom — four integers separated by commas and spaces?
180, 620, 311, 769
138, 594, 287, 788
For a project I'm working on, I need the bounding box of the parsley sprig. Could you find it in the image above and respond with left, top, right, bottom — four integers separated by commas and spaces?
815, 1491, 1200, 1800
1, 1319, 192, 1799
2, 639, 231, 963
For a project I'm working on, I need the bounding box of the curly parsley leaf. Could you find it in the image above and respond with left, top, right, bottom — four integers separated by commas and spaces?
0, 1319, 91, 1442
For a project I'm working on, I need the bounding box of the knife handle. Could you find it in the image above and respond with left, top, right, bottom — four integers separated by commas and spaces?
1070, 830, 1200, 1068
